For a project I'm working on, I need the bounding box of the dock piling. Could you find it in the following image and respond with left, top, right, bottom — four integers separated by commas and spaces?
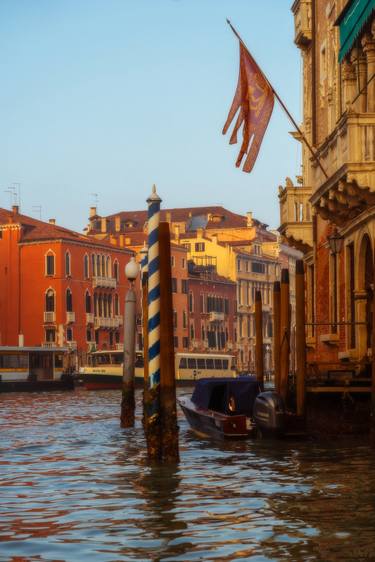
280, 269, 290, 404
255, 290, 264, 386
273, 281, 281, 394
159, 222, 179, 463
295, 260, 306, 416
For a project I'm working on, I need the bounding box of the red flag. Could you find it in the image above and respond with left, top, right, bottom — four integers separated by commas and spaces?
223, 42, 274, 173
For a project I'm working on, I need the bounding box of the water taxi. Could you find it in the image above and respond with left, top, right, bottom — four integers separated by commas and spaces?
0, 346, 74, 392
80, 351, 236, 389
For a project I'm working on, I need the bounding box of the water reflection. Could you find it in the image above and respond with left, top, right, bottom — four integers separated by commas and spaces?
1, 389, 375, 561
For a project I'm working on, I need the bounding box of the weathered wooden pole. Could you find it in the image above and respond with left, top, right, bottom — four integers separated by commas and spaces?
372, 260, 375, 446
295, 259, 306, 416
255, 290, 264, 386
273, 281, 281, 393
139, 244, 149, 432
279, 268, 290, 404
121, 257, 140, 427
159, 222, 179, 462
146, 185, 162, 461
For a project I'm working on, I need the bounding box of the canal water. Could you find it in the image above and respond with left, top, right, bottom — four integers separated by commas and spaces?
1, 389, 375, 562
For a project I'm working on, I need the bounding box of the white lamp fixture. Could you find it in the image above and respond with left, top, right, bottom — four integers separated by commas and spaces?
125, 257, 140, 282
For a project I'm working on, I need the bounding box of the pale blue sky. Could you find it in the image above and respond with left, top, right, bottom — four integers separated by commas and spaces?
0, 0, 301, 231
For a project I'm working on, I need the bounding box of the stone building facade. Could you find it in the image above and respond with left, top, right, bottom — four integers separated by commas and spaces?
280, 0, 375, 371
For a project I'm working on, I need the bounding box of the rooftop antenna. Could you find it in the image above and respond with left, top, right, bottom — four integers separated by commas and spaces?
4, 186, 17, 207
32, 205, 42, 220
12, 182, 21, 210
91, 192, 99, 207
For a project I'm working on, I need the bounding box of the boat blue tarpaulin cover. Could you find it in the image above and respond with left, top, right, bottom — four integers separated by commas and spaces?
191, 377, 261, 417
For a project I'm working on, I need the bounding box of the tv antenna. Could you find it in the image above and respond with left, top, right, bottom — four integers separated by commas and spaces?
4, 186, 17, 207
91, 193, 99, 207
32, 205, 42, 220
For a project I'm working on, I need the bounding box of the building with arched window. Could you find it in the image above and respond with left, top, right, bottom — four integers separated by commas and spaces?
0, 207, 133, 353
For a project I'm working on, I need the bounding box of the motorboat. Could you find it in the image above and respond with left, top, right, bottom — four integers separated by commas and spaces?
178, 377, 286, 439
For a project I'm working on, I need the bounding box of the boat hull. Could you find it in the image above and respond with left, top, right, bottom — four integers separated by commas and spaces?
0, 377, 75, 393
178, 396, 253, 439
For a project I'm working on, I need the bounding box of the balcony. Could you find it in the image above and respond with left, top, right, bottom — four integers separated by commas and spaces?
67, 341, 77, 350
208, 311, 225, 322
115, 315, 123, 327
92, 276, 117, 289
44, 311, 56, 323
86, 312, 94, 324
278, 177, 313, 254
115, 343, 123, 351
94, 316, 117, 329
42, 341, 56, 348
66, 311, 75, 324
292, 0, 312, 49
310, 113, 375, 225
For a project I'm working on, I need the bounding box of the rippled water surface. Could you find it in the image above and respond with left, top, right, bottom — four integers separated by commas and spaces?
1, 389, 375, 561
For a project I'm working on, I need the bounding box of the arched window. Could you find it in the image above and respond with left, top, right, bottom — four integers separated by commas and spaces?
101, 255, 106, 277
113, 260, 119, 281
85, 291, 91, 313
114, 294, 119, 315
98, 294, 103, 317
45, 251, 55, 276
106, 256, 111, 277
45, 289, 55, 312
108, 294, 112, 317
66, 288, 73, 312
91, 254, 96, 276
84, 254, 89, 279
65, 251, 71, 276
96, 255, 101, 276
94, 293, 98, 316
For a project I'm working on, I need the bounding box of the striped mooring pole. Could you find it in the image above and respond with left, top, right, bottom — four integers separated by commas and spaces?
146, 185, 162, 460
139, 243, 149, 432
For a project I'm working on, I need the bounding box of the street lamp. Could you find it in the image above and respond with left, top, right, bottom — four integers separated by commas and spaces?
328, 228, 343, 255
121, 256, 140, 427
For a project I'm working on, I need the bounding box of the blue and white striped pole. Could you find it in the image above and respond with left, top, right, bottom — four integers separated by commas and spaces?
147, 185, 162, 402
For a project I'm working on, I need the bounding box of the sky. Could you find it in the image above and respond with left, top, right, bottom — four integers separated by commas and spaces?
0, 0, 301, 232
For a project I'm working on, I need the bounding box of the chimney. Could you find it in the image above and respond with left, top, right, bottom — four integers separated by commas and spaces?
174, 224, 180, 241
246, 211, 253, 227
125, 237, 131, 245
119, 234, 125, 247
166, 211, 171, 223
89, 206, 97, 218
101, 217, 107, 233
115, 216, 121, 232
49, 218, 56, 225
212, 234, 218, 244
12, 205, 19, 215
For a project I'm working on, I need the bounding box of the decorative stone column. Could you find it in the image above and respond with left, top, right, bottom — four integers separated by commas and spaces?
351, 47, 367, 112
362, 23, 375, 112
342, 59, 357, 110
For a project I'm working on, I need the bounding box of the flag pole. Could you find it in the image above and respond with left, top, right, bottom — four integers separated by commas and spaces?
226, 19, 329, 180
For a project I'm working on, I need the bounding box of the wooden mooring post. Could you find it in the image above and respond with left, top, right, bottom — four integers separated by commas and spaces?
273, 281, 281, 393
295, 259, 306, 416
255, 290, 264, 386
372, 271, 375, 446
139, 244, 149, 433
159, 222, 179, 462
145, 186, 162, 461
280, 269, 290, 404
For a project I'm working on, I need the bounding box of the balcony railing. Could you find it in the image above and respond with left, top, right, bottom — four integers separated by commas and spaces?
67, 341, 77, 350
208, 311, 225, 322
115, 343, 123, 351
86, 312, 94, 324
66, 311, 75, 324
310, 113, 375, 225
44, 311, 56, 323
42, 341, 56, 348
292, 0, 312, 48
94, 316, 117, 329
278, 178, 313, 253
92, 276, 117, 289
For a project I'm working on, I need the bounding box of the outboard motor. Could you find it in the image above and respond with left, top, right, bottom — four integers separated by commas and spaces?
253, 391, 286, 437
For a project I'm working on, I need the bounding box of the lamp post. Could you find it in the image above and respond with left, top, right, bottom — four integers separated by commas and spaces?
121, 256, 140, 427
328, 229, 343, 333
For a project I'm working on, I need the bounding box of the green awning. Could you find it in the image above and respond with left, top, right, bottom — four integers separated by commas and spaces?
337, 0, 375, 62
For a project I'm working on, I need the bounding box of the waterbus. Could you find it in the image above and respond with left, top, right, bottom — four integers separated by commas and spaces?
0, 346, 74, 392
80, 350, 236, 389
